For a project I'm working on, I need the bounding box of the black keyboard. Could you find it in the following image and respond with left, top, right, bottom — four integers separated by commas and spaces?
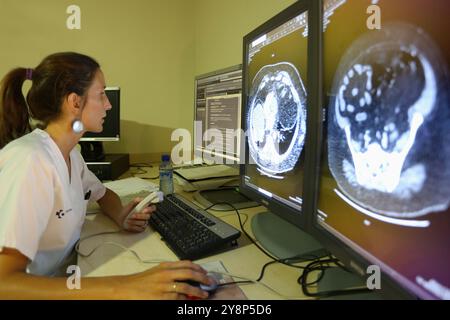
149, 194, 241, 260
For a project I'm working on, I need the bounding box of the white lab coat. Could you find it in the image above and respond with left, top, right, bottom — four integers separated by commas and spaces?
0, 129, 106, 276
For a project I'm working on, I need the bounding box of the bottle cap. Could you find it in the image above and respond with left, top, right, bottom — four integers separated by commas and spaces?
162, 154, 170, 162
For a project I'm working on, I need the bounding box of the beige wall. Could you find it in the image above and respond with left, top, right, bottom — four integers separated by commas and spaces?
0, 0, 295, 162
193, 0, 295, 75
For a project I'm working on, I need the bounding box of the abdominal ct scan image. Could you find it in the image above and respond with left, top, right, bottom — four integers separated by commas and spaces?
328, 23, 450, 218
247, 62, 307, 178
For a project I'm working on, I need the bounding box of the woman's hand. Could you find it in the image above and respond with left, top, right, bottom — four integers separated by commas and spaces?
122, 260, 215, 299
97, 188, 155, 232
119, 197, 156, 232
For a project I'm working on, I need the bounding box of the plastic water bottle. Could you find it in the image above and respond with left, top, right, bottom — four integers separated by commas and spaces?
159, 154, 174, 195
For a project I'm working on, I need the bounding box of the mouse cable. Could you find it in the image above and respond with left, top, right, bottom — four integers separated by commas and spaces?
75, 230, 173, 264
203, 202, 321, 281
212, 270, 316, 300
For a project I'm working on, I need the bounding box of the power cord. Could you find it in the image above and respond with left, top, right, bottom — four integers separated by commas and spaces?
298, 257, 372, 298
205, 202, 321, 264
203, 201, 371, 299
203, 204, 249, 226
203, 202, 321, 282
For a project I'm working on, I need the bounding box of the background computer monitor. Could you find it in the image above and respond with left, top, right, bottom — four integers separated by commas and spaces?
240, 0, 324, 259
194, 65, 243, 164
311, 0, 450, 299
191, 65, 259, 210
79, 87, 120, 161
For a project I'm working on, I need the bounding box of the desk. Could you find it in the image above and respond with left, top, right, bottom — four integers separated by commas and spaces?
77, 170, 314, 300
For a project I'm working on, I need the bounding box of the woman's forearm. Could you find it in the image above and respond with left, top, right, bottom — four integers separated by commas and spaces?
0, 271, 128, 299
97, 188, 124, 226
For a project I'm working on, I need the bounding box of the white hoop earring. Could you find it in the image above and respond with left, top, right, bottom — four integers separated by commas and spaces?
72, 119, 84, 134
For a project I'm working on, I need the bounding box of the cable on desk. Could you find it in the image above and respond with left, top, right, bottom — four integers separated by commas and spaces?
203, 202, 321, 281
129, 163, 153, 168
137, 175, 160, 180
298, 257, 372, 298
129, 168, 148, 175
203, 201, 358, 299
75, 230, 174, 265
128, 164, 159, 179
205, 208, 249, 226
75, 222, 315, 299
213, 270, 316, 300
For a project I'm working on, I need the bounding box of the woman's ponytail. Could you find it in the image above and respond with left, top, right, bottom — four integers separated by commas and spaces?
0, 68, 31, 148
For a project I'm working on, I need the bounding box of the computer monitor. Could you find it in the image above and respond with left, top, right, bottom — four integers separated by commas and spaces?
79, 87, 120, 161
191, 66, 259, 210
240, 0, 325, 259
194, 65, 243, 164
311, 0, 450, 299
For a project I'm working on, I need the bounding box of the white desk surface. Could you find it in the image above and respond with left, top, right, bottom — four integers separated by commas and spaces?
77, 172, 315, 300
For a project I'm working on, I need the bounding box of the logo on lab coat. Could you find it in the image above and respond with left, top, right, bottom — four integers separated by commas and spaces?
56, 208, 73, 219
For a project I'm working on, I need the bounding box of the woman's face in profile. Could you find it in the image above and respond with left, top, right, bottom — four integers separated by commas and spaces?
81, 69, 112, 133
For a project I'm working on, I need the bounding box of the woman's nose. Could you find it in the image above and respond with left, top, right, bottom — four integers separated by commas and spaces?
105, 98, 112, 110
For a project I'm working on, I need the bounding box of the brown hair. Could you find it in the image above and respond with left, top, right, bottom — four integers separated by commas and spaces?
0, 52, 100, 148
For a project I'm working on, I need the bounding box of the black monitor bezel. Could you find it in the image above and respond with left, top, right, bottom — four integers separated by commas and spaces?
80, 86, 121, 142
239, 0, 321, 231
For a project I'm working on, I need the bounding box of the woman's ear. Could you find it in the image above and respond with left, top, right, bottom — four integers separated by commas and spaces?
66, 92, 82, 115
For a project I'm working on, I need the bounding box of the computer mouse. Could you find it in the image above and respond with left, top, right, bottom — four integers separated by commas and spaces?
185, 272, 219, 293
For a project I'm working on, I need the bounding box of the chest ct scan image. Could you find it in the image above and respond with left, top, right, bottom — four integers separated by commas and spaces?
247, 62, 307, 178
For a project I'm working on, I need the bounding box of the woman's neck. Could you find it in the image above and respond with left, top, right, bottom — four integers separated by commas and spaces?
45, 122, 80, 162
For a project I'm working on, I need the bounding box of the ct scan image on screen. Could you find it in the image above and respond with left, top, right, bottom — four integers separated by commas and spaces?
245, 10, 309, 209
317, 0, 450, 299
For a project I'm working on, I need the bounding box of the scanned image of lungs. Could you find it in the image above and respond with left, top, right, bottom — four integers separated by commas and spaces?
328, 23, 450, 218
247, 62, 307, 177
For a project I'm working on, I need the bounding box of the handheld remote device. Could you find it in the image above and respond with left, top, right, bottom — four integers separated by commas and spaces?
122, 191, 164, 229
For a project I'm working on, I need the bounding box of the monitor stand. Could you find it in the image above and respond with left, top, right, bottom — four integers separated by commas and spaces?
315, 267, 383, 299
79, 141, 106, 162
194, 187, 259, 211
251, 211, 327, 261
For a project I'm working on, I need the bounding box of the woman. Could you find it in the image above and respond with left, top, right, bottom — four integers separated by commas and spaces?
0, 52, 213, 299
